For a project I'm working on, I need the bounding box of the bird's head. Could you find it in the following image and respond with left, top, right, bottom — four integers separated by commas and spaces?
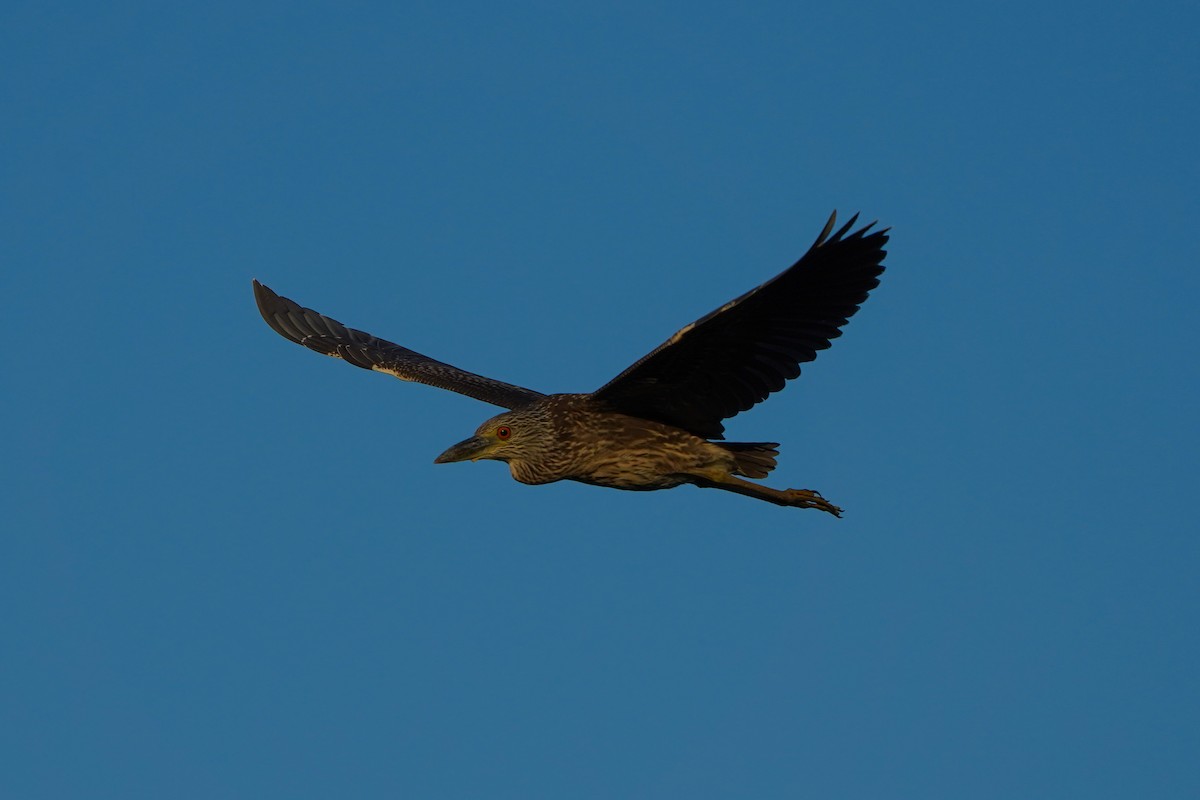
433, 409, 548, 467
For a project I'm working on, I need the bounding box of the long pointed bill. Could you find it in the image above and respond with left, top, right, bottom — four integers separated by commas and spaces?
434, 435, 492, 464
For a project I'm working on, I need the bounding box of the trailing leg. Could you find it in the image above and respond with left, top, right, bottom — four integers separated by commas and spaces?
688, 469, 843, 517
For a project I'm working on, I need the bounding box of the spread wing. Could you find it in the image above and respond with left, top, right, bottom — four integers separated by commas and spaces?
591, 212, 888, 439
253, 280, 546, 410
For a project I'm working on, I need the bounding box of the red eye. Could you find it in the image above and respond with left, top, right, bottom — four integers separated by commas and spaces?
496, 426, 512, 440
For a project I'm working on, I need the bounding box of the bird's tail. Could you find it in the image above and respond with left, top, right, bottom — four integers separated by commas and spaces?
718, 442, 780, 479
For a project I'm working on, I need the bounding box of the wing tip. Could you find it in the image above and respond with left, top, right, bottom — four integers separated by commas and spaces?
814, 211, 891, 248
252, 279, 314, 347
252, 278, 281, 318
813, 210, 839, 248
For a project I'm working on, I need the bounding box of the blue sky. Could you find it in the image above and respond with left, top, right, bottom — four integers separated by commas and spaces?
4, 1, 1198, 797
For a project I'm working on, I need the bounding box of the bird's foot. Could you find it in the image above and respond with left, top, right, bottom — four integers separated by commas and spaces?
782, 488, 843, 517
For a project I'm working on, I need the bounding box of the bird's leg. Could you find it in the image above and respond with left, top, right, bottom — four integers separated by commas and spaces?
689, 470, 843, 517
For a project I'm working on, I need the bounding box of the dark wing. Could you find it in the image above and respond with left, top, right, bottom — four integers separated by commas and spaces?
590, 212, 887, 439
253, 280, 546, 410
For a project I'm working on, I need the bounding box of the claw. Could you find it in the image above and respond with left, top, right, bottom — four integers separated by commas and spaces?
783, 488, 842, 517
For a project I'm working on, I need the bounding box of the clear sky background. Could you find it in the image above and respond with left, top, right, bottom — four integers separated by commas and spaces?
4, 2, 1198, 797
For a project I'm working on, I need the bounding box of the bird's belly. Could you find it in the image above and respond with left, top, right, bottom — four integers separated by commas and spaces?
574, 472, 687, 491
514, 459, 686, 490
569, 454, 693, 491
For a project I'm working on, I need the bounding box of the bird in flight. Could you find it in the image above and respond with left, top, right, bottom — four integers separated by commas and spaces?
253, 212, 887, 516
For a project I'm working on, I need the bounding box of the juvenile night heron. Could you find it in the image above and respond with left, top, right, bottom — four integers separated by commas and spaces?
253, 212, 887, 516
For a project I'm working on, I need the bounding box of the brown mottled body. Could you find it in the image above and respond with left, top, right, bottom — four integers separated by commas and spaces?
502, 395, 735, 489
